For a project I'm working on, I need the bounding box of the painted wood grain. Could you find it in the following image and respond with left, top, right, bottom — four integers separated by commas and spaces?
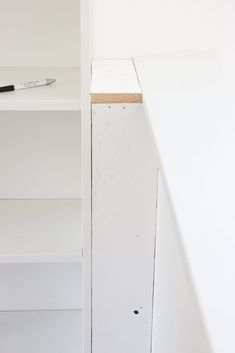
92, 103, 158, 353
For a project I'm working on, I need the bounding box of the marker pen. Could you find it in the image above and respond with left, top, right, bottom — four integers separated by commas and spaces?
0, 79, 56, 93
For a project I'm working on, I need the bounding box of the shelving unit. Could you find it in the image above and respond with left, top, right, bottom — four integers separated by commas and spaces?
0, 0, 90, 351
0, 68, 81, 111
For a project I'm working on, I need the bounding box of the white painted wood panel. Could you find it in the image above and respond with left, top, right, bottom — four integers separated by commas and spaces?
0, 68, 81, 111
0, 263, 82, 310
0, 310, 82, 353
0, 111, 81, 199
152, 174, 212, 353
92, 103, 158, 353
0, 0, 80, 67
0, 199, 82, 263
91, 60, 141, 94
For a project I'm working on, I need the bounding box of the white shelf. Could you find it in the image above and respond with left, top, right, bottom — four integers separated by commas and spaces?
0, 310, 82, 353
0, 67, 81, 111
0, 199, 82, 263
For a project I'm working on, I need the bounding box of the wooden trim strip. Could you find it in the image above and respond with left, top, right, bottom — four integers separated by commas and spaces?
91, 92, 142, 104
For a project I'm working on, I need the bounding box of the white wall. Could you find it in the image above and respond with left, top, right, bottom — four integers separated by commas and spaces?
152, 173, 212, 353
93, 0, 225, 58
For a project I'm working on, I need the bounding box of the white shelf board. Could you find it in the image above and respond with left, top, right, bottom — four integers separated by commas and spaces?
91, 59, 141, 94
0, 199, 82, 263
0, 67, 81, 111
91, 59, 142, 103
0, 310, 82, 353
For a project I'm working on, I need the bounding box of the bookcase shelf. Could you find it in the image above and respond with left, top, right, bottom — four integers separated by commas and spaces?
0, 67, 81, 111
0, 0, 91, 349
0, 199, 82, 263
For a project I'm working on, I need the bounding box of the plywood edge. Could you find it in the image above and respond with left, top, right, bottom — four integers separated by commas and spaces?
91, 59, 142, 104
90, 92, 142, 104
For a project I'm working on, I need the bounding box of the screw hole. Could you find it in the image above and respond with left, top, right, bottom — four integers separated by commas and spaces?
133, 310, 139, 315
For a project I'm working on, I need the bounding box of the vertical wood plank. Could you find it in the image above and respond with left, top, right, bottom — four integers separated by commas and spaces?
81, 0, 92, 351
92, 103, 158, 353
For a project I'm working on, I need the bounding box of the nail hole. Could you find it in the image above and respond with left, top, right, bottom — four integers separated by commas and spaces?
133, 310, 139, 315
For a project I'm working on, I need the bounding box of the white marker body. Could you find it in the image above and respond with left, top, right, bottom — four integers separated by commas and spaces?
14, 80, 48, 90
